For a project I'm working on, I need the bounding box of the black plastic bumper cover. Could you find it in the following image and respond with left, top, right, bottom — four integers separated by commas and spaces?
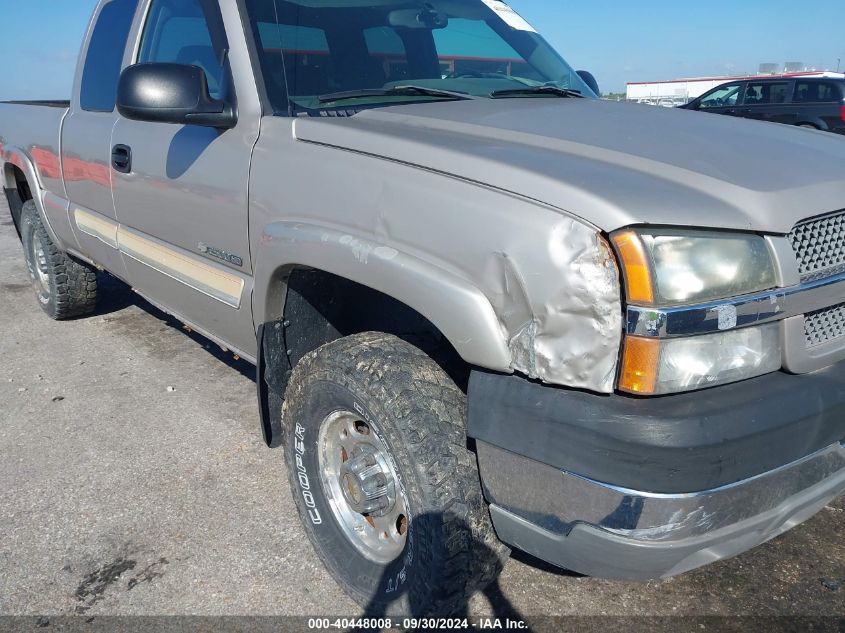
467, 365, 845, 494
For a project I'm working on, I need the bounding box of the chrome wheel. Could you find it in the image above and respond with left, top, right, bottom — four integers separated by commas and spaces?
318, 410, 408, 564
29, 229, 50, 301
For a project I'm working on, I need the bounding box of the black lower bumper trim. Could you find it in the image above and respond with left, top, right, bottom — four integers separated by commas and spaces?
467, 366, 845, 493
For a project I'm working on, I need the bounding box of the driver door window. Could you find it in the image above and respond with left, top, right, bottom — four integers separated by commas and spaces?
699, 84, 740, 109
138, 0, 224, 99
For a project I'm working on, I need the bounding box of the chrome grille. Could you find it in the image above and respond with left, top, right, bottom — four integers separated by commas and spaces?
789, 211, 845, 280
804, 302, 845, 348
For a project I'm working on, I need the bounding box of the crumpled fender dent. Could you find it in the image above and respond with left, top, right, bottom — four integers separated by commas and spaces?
486, 219, 622, 392
254, 219, 623, 393
253, 221, 513, 372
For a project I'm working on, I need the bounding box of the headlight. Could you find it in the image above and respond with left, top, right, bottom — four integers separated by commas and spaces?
612, 228, 783, 395
619, 323, 782, 395
612, 229, 777, 306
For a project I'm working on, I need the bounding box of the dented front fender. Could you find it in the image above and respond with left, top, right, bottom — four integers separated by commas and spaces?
249, 118, 623, 393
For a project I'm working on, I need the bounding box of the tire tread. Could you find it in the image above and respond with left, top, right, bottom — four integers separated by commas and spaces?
285, 332, 508, 615
21, 201, 97, 320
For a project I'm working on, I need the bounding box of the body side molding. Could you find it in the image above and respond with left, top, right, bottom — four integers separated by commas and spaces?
70, 207, 247, 309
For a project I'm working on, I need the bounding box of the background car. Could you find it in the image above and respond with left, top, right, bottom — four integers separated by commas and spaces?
680, 76, 845, 134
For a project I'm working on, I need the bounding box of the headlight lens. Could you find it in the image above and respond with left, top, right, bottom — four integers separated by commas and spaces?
619, 323, 782, 395
613, 229, 777, 306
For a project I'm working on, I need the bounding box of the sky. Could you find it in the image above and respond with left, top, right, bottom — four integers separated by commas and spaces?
0, 0, 843, 100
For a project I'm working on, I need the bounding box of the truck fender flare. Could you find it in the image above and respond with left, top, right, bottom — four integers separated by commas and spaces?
2, 145, 62, 247
252, 222, 513, 447
253, 222, 512, 370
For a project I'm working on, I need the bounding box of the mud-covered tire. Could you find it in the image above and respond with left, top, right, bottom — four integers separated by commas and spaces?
19, 201, 97, 320
282, 332, 508, 616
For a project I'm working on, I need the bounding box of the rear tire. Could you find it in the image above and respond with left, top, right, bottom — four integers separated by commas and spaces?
282, 332, 507, 616
20, 201, 98, 320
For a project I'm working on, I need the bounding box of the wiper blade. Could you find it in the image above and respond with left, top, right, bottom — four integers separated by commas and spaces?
319, 85, 473, 104
490, 86, 583, 99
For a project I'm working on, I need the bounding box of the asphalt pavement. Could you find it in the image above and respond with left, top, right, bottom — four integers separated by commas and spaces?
0, 196, 842, 627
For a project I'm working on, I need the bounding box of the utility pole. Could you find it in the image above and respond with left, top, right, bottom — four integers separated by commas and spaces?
838, 58, 842, 73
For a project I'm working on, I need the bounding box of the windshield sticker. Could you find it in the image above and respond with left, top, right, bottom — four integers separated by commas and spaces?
481, 0, 538, 33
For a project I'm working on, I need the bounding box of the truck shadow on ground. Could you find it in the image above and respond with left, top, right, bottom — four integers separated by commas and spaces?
90, 272, 136, 316
357, 512, 531, 628
92, 272, 255, 381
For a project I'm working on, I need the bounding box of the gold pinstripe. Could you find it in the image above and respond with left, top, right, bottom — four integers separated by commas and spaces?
74, 209, 119, 249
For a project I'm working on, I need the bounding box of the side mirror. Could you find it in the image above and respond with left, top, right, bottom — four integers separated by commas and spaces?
117, 63, 236, 129
576, 70, 600, 97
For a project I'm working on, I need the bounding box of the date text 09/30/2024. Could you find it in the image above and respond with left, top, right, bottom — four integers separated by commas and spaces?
307, 618, 529, 630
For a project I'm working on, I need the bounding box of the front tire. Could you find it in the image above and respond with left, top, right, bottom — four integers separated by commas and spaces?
20, 200, 98, 320
282, 332, 507, 616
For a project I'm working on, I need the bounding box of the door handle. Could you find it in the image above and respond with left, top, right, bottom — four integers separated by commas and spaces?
111, 144, 132, 174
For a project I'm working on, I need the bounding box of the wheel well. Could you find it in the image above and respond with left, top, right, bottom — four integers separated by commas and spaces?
256, 267, 471, 448
13, 166, 33, 201
2, 165, 31, 238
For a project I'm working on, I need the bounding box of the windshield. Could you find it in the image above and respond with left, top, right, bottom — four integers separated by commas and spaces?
243, 0, 596, 115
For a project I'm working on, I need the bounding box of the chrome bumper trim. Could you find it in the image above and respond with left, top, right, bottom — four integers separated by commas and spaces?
478, 441, 845, 544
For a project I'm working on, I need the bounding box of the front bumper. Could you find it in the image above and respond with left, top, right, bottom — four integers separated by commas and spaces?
481, 441, 845, 580
468, 368, 845, 580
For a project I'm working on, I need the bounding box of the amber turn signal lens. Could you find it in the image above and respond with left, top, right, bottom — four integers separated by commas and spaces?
619, 336, 660, 395
611, 231, 654, 304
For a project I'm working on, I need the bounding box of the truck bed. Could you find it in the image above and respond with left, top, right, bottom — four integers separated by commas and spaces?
0, 101, 69, 202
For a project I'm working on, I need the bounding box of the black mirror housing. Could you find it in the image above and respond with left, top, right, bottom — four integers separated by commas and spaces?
576, 70, 600, 97
117, 63, 236, 129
